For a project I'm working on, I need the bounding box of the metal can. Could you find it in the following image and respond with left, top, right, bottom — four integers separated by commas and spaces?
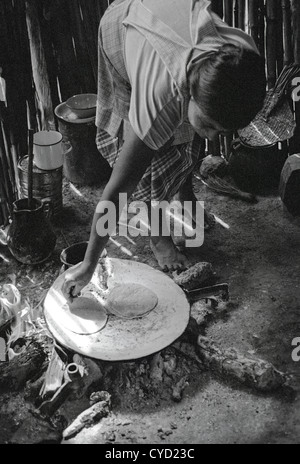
18, 156, 63, 218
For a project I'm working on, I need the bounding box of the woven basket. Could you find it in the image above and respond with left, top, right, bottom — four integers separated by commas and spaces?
238, 65, 300, 148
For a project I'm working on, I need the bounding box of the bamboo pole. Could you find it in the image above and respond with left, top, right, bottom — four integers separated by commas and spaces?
27, 129, 34, 209
266, 0, 277, 89
68, 0, 93, 93
258, 0, 265, 59
224, 0, 233, 26
17, 0, 38, 146
0, 182, 9, 227
245, 0, 249, 34
38, 3, 61, 123
0, 0, 33, 224
0, 156, 9, 208
276, 3, 284, 75
281, 0, 293, 66
9, 131, 21, 198
237, 0, 246, 30
290, 0, 300, 152
25, 0, 54, 130
1, 0, 30, 154
75, 0, 98, 90
0, 129, 14, 214
46, 0, 81, 101
1, 121, 16, 200
234, 0, 239, 28
291, 0, 300, 64
0, 203, 5, 228
248, 0, 259, 45
0, 101, 17, 199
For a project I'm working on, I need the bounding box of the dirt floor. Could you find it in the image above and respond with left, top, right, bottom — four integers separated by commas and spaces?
1, 170, 300, 444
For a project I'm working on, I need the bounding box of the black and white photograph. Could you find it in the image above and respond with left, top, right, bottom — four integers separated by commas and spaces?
0, 0, 300, 447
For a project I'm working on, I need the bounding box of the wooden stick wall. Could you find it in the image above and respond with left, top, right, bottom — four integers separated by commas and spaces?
0, 0, 300, 226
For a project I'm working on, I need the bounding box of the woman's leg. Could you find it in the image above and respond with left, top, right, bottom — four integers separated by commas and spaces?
147, 201, 189, 272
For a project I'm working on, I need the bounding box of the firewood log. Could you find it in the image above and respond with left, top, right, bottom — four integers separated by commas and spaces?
196, 336, 287, 392
173, 262, 214, 291
62, 391, 111, 440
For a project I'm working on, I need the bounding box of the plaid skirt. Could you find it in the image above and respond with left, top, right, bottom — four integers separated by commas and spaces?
96, 127, 204, 202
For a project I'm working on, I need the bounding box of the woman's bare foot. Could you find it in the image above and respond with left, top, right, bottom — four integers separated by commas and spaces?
150, 236, 189, 272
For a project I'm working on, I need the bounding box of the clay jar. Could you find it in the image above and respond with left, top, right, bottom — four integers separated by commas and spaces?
7, 198, 56, 265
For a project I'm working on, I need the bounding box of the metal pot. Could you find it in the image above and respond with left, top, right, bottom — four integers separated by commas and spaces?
228, 139, 288, 193
60, 241, 107, 273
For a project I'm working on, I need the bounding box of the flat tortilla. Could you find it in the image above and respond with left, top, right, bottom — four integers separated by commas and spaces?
60, 297, 108, 335
106, 283, 158, 319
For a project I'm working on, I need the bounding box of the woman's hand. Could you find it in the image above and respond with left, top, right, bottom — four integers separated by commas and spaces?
61, 262, 94, 304
60, 129, 154, 305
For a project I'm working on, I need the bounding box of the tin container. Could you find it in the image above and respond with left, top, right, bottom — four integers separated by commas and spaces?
54, 102, 111, 185
18, 156, 63, 218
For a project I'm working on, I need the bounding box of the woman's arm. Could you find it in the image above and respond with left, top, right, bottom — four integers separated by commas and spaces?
62, 127, 155, 302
